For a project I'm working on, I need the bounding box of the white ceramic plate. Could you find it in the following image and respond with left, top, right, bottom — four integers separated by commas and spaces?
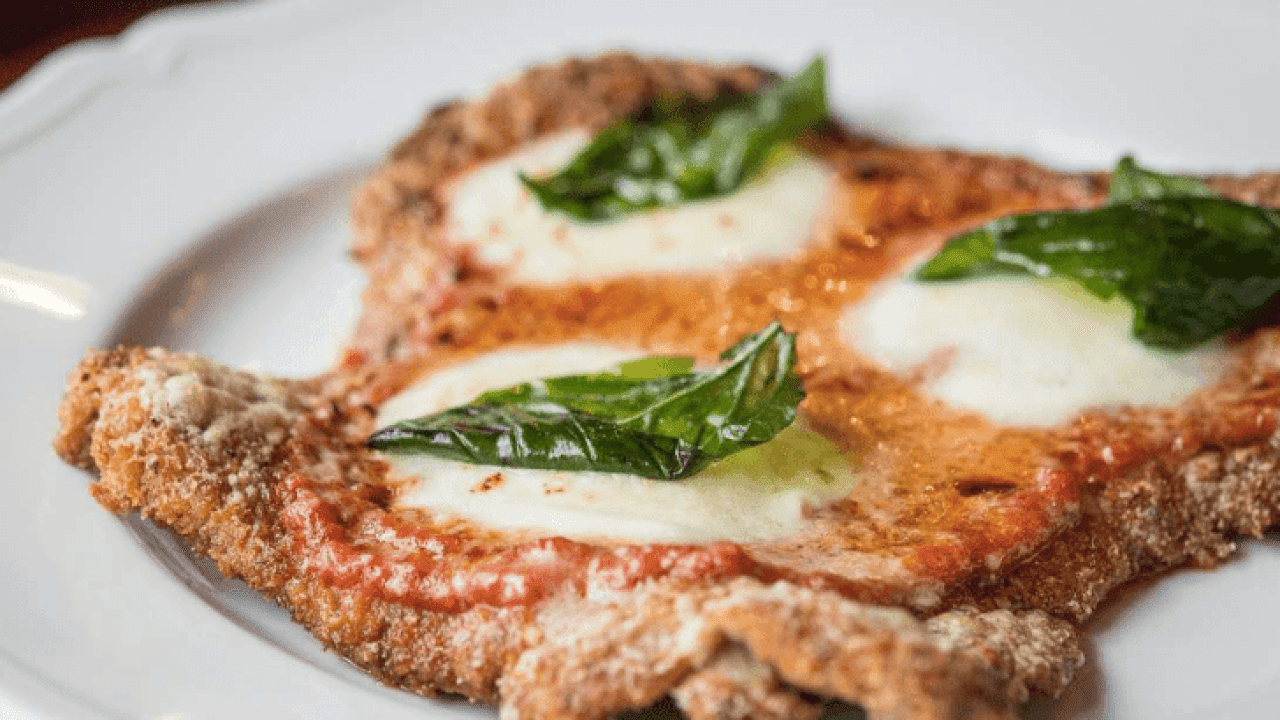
3, 1, 1279, 718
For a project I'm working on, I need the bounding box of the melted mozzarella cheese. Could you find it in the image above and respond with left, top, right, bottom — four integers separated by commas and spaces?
841, 274, 1227, 426
445, 131, 835, 284
378, 345, 861, 543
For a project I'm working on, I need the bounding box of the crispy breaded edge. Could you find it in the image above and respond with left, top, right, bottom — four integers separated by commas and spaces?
54, 347, 1082, 720
935, 372, 1280, 622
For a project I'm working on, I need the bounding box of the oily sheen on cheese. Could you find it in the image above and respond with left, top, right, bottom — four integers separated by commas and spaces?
445, 131, 836, 284
376, 345, 862, 543
841, 273, 1227, 426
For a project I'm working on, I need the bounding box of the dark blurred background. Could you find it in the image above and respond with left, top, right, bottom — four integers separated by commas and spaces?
0, 0, 212, 90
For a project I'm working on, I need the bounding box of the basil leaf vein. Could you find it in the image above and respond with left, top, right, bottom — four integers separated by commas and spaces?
518, 56, 828, 222
368, 323, 804, 480
915, 157, 1280, 349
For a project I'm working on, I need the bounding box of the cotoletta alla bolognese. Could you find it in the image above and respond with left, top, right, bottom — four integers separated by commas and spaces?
55, 54, 1280, 720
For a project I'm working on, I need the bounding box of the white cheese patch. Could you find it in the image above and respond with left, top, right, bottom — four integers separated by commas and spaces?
841, 274, 1228, 426
445, 131, 835, 284
377, 344, 861, 543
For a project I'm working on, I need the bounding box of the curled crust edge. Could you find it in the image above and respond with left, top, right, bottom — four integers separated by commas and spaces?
54, 347, 1082, 720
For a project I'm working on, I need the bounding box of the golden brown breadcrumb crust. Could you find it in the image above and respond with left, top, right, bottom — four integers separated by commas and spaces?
54, 348, 1082, 720
936, 396, 1280, 622
54, 53, 1280, 719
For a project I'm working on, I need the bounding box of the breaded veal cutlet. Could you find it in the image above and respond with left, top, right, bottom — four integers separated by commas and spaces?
56, 53, 1280, 719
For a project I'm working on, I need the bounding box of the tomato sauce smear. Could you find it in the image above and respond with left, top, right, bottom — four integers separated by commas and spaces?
278, 168, 1280, 615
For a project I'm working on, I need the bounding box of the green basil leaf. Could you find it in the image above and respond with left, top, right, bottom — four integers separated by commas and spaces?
915, 188, 1280, 348
618, 322, 805, 456
518, 56, 828, 222
367, 323, 804, 480
367, 404, 705, 480
1108, 155, 1215, 204
477, 354, 695, 406
615, 354, 697, 380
